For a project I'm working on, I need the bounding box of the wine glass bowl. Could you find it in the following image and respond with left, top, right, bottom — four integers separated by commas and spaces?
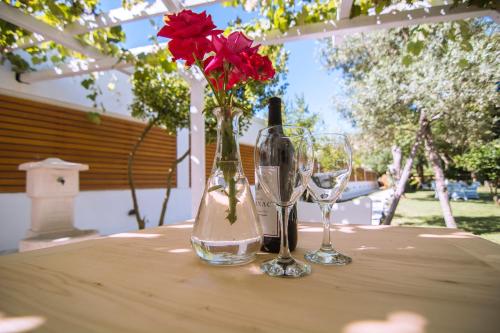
309, 170, 350, 202
304, 133, 353, 266
255, 125, 314, 278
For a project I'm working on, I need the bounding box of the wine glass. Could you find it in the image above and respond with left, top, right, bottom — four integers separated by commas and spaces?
304, 133, 353, 265
255, 125, 314, 278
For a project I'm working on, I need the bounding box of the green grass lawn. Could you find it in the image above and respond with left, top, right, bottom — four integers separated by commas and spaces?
393, 187, 500, 245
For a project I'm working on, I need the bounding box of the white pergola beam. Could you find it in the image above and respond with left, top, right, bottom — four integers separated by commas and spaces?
19, 58, 130, 83
10, 0, 225, 50
0, 2, 103, 59
161, 0, 184, 12
260, 4, 498, 45
183, 0, 225, 8
17, 43, 206, 84
187, 79, 207, 217
15, 4, 498, 83
337, 0, 354, 20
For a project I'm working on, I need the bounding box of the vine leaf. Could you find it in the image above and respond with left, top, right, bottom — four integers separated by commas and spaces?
208, 185, 223, 192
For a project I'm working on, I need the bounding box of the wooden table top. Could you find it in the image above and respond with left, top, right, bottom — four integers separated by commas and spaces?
1, 223, 500, 333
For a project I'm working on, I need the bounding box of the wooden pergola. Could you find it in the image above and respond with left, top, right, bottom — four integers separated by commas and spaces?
0, 0, 498, 216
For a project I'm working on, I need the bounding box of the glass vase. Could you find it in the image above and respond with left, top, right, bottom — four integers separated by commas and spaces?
191, 107, 262, 265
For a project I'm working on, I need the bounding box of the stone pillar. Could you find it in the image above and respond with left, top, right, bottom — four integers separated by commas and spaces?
18, 158, 99, 252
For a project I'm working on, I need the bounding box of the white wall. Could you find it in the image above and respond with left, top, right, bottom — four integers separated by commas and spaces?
240, 117, 266, 145
0, 188, 191, 252
0, 64, 134, 119
340, 181, 379, 201
298, 197, 373, 225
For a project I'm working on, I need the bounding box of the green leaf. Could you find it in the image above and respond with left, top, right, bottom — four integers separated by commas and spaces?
375, 3, 385, 14
86, 112, 102, 125
407, 40, 424, 56
208, 185, 223, 192
402, 55, 413, 66
47, 2, 67, 21
460, 41, 473, 52
81, 78, 94, 89
458, 58, 469, 69
50, 55, 60, 63
350, 5, 361, 18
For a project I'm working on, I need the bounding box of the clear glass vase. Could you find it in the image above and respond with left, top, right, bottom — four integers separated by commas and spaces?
191, 107, 262, 265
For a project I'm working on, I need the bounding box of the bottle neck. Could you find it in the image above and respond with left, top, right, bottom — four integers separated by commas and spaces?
213, 107, 243, 172
268, 108, 282, 127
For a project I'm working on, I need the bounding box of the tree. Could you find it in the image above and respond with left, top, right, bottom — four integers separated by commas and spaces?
127, 47, 191, 229
321, 19, 499, 228
284, 94, 323, 133
456, 139, 500, 202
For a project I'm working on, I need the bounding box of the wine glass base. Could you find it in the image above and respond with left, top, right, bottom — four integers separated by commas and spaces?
260, 257, 311, 278
304, 249, 352, 265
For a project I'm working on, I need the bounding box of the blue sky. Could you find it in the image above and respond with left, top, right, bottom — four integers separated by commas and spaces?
100, 1, 351, 132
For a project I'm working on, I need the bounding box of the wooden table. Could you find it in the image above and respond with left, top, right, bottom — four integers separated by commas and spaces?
1, 223, 500, 333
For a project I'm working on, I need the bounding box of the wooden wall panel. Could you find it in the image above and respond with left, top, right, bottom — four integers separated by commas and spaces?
0, 94, 177, 193
365, 171, 377, 181
205, 143, 255, 185
355, 167, 365, 181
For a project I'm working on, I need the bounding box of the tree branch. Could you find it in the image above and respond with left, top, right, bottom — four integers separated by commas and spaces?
128, 116, 160, 230
158, 147, 191, 226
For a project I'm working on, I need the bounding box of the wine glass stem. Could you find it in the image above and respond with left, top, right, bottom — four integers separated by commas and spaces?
277, 205, 293, 260
320, 203, 333, 251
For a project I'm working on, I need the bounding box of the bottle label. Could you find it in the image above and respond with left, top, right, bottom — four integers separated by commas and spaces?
255, 183, 279, 237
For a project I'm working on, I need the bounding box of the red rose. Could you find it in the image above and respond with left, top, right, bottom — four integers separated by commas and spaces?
158, 10, 219, 40
247, 53, 275, 81
205, 32, 258, 76
168, 37, 212, 66
158, 10, 221, 65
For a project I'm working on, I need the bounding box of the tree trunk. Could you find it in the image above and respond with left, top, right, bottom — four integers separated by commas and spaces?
493, 179, 499, 206
416, 158, 425, 189
128, 117, 159, 230
391, 145, 402, 183
423, 124, 458, 228
158, 148, 191, 226
384, 111, 427, 225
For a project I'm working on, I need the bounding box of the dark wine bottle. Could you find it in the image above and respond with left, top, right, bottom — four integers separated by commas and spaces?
255, 97, 298, 253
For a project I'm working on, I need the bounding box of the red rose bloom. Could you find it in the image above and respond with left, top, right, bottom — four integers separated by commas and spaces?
158, 10, 219, 39
158, 10, 221, 65
205, 32, 258, 76
157, 10, 276, 92
168, 38, 212, 66
247, 53, 275, 81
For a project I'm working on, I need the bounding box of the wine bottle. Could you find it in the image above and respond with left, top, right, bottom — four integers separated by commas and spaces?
255, 97, 298, 253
